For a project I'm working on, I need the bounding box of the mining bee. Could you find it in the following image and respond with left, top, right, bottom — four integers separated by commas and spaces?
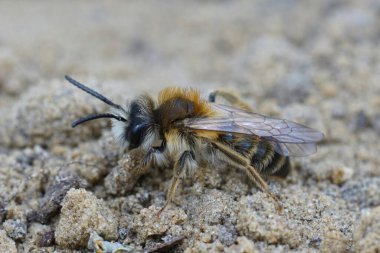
65, 76, 324, 212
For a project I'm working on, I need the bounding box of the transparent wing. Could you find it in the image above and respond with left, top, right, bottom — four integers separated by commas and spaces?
181, 104, 324, 156
270, 142, 318, 156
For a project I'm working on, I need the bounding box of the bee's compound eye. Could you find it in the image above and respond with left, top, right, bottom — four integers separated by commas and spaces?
127, 98, 155, 150
128, 123, 147, 150
131, 123, 144, 136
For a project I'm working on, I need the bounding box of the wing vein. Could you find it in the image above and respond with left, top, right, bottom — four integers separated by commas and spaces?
181, 104, 324, 156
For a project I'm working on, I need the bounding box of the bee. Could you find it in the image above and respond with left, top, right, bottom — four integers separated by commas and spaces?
65, 75, 324, 212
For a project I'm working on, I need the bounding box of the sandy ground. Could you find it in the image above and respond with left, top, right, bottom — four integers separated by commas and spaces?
1, 1, 380, 252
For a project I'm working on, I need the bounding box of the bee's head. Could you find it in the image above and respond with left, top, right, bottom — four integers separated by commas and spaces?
111, 96, 157, 150
65, 75, 157, 151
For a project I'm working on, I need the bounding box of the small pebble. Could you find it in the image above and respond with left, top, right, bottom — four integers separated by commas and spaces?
39, 231, 55, 247
0, 230, 18, 253
104, 149, 146, 195
349, 110, 372, 132
55, 188, 119, 249
27, 170, 88, 224
3, 219, 27, 241
330, 165, 353, 185
218, 223, 237, 246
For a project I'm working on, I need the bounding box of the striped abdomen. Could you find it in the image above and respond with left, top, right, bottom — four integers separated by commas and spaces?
218, 133, 290, 177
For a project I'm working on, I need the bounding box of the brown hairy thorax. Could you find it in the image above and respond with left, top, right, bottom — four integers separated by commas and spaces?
153, 87, 214, 130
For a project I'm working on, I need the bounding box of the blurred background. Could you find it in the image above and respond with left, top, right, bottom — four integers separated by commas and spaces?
1, 0, 379, 103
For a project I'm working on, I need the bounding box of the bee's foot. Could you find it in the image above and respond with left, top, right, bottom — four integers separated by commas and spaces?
156, 202, 169, 217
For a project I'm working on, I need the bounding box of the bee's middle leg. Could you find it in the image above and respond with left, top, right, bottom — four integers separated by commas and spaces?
158, 150, 197, 215
208, 90, 252, 111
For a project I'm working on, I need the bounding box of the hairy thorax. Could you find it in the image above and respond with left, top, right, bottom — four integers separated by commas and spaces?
153, 88, 214, 159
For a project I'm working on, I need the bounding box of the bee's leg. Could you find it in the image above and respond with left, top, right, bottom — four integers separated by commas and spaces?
157, 150, 197, 215
210, 141, 282, 211
208, 90, 252, 111
245, 164, 282, 211
141, 141, 169, 170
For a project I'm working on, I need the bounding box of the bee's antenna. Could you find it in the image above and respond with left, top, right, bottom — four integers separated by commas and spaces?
65, 75, 125, 112
72, 113, 126, 128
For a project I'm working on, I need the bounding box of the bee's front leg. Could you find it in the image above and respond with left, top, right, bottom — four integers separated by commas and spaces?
157, 150, 197, 215
141, 142, 169, 170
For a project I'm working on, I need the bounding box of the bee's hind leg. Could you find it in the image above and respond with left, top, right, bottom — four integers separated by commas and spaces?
157, 150, 198, 216
211, 140, 283, 212
208, 89, 252, 111
245, 164, 283, 212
